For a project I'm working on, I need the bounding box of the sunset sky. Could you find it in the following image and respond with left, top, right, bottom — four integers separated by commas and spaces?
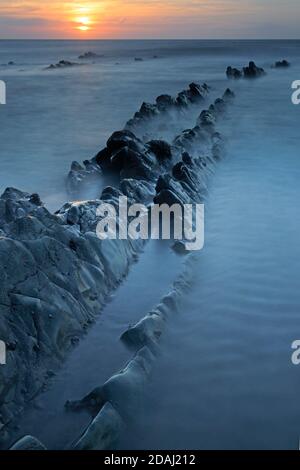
0, 0, 299, 39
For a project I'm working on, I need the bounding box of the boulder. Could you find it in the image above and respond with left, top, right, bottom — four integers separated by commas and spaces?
73, 402, 123, 450
10, 435, 47, 450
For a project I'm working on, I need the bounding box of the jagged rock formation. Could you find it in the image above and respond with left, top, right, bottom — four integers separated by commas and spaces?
60, 89, 235, 451
0, 187, 143, 434
45, 60, 82, 70
67, 82, 210, 196
1, 82, 234, 447
227, 61, 266, 79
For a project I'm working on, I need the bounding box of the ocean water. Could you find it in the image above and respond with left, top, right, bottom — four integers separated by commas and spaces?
1, 40, 300, 450
0, 39, 299, 209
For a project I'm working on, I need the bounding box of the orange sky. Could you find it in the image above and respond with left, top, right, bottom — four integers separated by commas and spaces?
0, 0, 299, 39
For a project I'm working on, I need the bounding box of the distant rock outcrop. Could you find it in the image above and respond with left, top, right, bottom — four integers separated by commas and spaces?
227, 61, 266, 79
45, 60, 82, 70
78, 52, 103, 60
273, 59, 290, 68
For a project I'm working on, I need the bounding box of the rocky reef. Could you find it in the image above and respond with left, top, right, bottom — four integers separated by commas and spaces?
226, 61, 266, 79
2, 81, 234, 449
45, 60, 83, 70
0, 187, 143, 436
67, 82, 210, 196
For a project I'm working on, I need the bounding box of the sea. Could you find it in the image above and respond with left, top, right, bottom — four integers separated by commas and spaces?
1, 40, 300, 450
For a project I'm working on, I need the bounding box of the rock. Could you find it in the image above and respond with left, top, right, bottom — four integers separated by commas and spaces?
66, 347, 155, 424
156, 94, 175, 110
223, 88, 235, 100
121, 312, 165, 351
121, 179, 155, 202
198, 109, 216, 128
10, 435, 47, 450
100, 347, 154, 421
65, 386, 106, 414
73, 402, 123, 450
107, 130, 143, 154
226, 66, 242, 79
226, 62, 265, 79
172, 240, 189, 255
243, 61, 265, 78
147, 140, 172, 163
0, 187, 144, 427
45, 60, 81, 70
273, 59, 290, 68
134, 57, 143, 62
78, 52, 103, 60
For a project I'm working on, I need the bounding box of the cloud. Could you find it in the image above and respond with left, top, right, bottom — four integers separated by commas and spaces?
0, 0, 299, 38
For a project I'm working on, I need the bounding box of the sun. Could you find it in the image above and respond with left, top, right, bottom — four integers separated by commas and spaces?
78, 16, 90, 26
76, 15, 91, 31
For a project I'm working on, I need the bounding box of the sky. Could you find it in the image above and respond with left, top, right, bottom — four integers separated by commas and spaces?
0, 0, 299, 39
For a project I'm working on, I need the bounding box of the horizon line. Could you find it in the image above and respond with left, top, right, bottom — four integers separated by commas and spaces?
0, 37, 300, 41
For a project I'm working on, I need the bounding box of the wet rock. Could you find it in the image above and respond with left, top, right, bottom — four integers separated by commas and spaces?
67, 347, 155, 424
121, 179, 155, 202
67, 83, 211, 195
273, 59, 290, 68
101, 347, 155, 421
226, 62, 265, 79
223, 88, 235, 101
156, 94, 176, 110
73, 402, 123, 450
78, 52, 103, 60
45, 60, 81, 70
243, 61, 265, 78
10, 435, 47, 450
107, 130, 143, 154
147, 140, 172, 163
172, 240, 190, 255
121, 312, 165, 351
65, 386, 106, 415
0, 187, 144, 426
226, 66, 242, 79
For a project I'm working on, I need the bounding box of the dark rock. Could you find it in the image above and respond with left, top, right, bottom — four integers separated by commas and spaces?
147, 140, 172, 163
45, 60, 81, 70
243, 61, 265, 78
274, 59, 290, 68
226, 66, 242, 79
156, 95, 175, 110
227, 62, 265, 79
78, 52, 103, 60
172, 240, 189, 255
94, 148, 112, 170
107, 130, 143, 154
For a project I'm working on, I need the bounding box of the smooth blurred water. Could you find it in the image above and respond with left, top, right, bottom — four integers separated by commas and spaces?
1, 40, 300, 450
0, 40, 300, 210
119, 53, 300, 450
